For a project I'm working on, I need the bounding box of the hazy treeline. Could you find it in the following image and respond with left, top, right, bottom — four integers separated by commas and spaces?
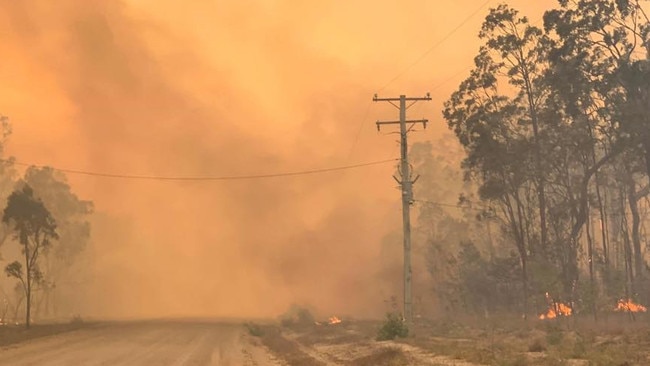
0, 116, 93, 327
414, 0, 650, 319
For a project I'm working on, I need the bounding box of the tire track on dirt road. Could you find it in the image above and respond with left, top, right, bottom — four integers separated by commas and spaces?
0, 321, 284, 366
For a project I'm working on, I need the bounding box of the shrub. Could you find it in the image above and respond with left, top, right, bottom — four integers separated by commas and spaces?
245, 322, 264, 337
377, 312, 409, 341
70, 315, 84, 325
546, 328, 563, 346
279, 304, 315, 328
528, 339, 546, 352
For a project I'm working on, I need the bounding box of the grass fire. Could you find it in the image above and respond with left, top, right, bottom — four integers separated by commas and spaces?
328, 316, 342, 325
539, 293, 572, 320
615, 299, 648, 313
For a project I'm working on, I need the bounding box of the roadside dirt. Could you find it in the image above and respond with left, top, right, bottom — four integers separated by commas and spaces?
0, 321, 96, 347
258, 320, 485, 366
6, 317, 644, 365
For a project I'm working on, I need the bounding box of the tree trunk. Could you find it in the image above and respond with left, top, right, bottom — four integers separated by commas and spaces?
586, 207, 598, 321
596, 178, 609, 265
12, 296, 23, 324
518, 44, 547, 256
588, 125, 609, 266
522, 254, 529, 320
25, 282, 31, 329
621, 189, 635, 300
643, 140, 650, 190
24, 243, 31, 330
504, 193, 529, 319
627, 178, 643, 296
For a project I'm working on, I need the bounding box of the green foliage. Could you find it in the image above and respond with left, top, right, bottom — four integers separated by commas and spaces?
439, 0, 650, 316
3, 184, 58, 245
245, 322, 264, 337
24, 167, 93, 264
546, 327, 564, 346
376, 312, 408, 341
571, 336, 587, 358
279, 304, 314, 328
70, 315, 84, 325
528, 338, 546, 352
456, 241, 493, 310
3, 184, 58, 328
435, 240, 522, 314
5, 261, 23, 281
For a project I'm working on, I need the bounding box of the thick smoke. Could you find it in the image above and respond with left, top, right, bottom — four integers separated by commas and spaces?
0, 0, 555, 319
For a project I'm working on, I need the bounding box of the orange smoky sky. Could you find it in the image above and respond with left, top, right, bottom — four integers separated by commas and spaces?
0, 1, 556, 319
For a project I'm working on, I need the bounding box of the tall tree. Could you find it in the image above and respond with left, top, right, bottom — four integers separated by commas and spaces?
544, 0, 650, 302
3, 184, 58, 328
438, 0, 650, 317
0, 115, 16, 253
482, 4, 550, 254
444, 4, 553, 317
23, 167, 93, 317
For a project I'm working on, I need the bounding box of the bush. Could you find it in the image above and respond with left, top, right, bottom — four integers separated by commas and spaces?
279, 304, 315, 328
546, 328, 563, 346
376, 312, 409, 341
245, 322, 264, 337
70, 315, 84, 325
528, 339, 546, 352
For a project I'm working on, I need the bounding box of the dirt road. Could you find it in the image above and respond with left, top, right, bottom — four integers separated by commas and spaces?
0, 320, 283, 366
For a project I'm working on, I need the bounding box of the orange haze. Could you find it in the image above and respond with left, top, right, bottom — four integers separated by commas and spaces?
0, 1, 555, 319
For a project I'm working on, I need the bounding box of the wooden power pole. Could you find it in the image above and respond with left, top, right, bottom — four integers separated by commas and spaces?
373, 93, 431, 323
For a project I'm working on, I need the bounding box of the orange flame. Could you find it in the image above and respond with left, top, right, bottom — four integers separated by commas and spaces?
328, 316, 341, 325
539, 293, 572, 320
539, 303, 572, 319
615, 299, 647, 313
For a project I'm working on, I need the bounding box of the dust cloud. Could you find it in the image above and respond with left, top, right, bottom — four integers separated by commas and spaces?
0, 1, 555, 320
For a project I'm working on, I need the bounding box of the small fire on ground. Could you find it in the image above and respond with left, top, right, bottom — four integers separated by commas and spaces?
615, 299, 647, 313
539, 292, 572, 320
328, 316, 342, 325
315, 316, 342, 326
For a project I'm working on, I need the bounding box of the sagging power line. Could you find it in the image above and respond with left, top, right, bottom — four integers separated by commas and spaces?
347, 0, 494, 161
377, 0, 493, 92
3, 158, 398, 182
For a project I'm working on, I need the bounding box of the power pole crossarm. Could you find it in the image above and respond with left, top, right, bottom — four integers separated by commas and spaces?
373, 93, 432, 102
376, 119, 428, 131
373, 93, 431, 324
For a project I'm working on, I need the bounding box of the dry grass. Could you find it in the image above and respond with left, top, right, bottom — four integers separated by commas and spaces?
347, 347, 409, 366
259, 326, 326, 366
257, 313, 650, 366
295, 323, 367, 346
402, 313, 650, 365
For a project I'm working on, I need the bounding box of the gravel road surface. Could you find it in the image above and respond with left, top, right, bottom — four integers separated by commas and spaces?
0, 320, 282, 366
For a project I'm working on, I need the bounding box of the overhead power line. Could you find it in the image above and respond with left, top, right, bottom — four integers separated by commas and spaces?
414, 199, 486, 212
428, 15, 546, 95
346, 101, 373, 161
377, 0, 493, 92
348, 0, 494, 162
5, 158, 398, 181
